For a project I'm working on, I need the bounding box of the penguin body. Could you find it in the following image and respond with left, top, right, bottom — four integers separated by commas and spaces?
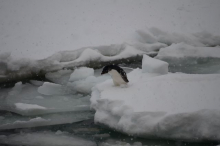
101, 65, 129, 86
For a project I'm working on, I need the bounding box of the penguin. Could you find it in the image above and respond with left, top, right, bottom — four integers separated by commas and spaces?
101, 64, 129, 86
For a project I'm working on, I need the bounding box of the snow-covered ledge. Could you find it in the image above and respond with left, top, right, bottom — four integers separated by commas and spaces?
91, 55, 220, 141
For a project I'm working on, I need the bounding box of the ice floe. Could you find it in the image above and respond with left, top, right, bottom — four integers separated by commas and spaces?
91, 57, 220, 141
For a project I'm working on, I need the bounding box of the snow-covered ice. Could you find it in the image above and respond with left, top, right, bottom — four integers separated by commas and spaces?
0, 27, 220, 143
91, 57, 220, 141
142, 54, 168, 74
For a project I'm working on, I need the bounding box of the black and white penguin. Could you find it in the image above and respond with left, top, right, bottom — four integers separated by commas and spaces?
101, 65, 129, 86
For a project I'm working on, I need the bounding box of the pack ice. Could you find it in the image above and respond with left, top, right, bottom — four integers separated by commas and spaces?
91, 55, 220, 141
0, 67, 112, 130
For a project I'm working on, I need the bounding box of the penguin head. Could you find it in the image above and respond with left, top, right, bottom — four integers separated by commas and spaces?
101, 65, 112, 75
101, 65, 113, 75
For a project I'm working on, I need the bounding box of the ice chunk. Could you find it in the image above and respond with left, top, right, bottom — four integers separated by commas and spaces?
68, 75, 110, 94
142, 55, 168, 74
91, 69, 220, 141
12, 102, 48, 115
45, 69, 73, 84
0, 131, 96, 146
69, 67, 94, 82
15, 103, 47, 113
38, 82, 72, 95
0, 111, 93, 130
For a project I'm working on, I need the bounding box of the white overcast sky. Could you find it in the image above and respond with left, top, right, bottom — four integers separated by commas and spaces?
0, 0, 220, 59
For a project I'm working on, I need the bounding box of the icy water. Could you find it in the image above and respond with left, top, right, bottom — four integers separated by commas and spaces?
0, 115, 218, 146
0, 58, 220, 146
161, 57, 220, 74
